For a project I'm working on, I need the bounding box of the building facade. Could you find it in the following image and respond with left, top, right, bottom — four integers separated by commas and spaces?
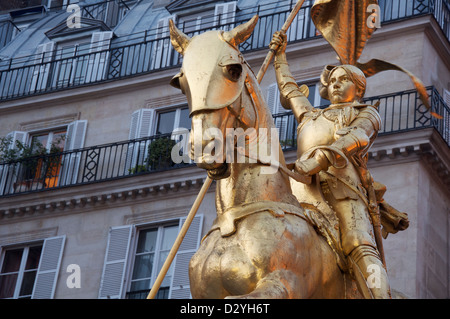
0, 0, 448, 299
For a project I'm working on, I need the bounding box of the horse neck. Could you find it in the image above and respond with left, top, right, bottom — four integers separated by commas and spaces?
215, 71, 297, 214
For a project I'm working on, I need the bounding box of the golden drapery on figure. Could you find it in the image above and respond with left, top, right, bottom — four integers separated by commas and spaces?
310, 0, 441, 118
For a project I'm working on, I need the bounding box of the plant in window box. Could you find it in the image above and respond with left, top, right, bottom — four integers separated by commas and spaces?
0, 135, 65, 192
128, 164, 148, 174
147, 136, 176, 171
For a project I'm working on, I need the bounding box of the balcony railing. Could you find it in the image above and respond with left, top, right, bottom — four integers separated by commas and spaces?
0, 0, 447, 101
0, 87, 448, 197
275, 86, 449, 150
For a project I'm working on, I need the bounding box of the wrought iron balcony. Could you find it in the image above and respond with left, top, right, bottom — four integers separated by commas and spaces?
0, 0, 447, 101
0, 86, 447, 197
275, 86, 449, 150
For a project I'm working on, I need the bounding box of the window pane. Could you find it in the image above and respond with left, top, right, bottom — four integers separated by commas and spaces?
307, 84, 316, 106
25, 246, 42, 270
156, 110, 176, 134
19, 271, 37, 297
157, 251, 174, 287
51, 131, 66, 152
154, 286, 170, 299
178, 108, 191, 130
136, 229, 158, 253
31, 134, 49, 152
160, 226, 178, 251
130, 279, 150, 292
1, 249, 23, 273
0, 274, 18, 298
132, 253, 154, 279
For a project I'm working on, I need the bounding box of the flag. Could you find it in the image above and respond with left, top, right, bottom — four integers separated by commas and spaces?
310, 0, 441, 118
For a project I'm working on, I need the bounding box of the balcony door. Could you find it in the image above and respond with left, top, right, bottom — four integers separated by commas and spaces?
29, 130, 66, 188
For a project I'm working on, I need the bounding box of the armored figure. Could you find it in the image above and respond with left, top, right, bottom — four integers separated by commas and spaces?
271, 31, 391, 299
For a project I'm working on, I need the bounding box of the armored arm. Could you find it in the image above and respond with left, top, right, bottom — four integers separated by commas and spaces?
271, 31, 313, 122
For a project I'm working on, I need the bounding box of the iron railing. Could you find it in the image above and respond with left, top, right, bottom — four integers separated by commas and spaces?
0, 0, 447, 101
0, 130, 190, 196
274, 86, 450, 150
0, 87, 448, 197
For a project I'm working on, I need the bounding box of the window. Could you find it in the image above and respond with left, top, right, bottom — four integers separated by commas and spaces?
305, 82, 328, 108
155, 106, 191, 164
153, 15, 177, 69
127, 223, 179, 299
0, 244, 43, 299
29, 130, 66, 188
30, 130, 66, 153
30, 41, 55, 93
155, 106, 191, 135
179, 9, 215, 34
98, 216, 203, 299
214, 1, 237, 29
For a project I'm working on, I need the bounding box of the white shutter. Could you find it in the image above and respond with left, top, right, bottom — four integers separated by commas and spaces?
99, 225, 134, 299
86, 31, 113, 83
126, 109, 155, 173
32, 236, 66, 299
266, 83, 288, 142
266, 83, 280, 114
30, 41, 54, 93
153, 15, 176, 69
169, 215, 203, 299
444, 89, 450, 107
59, 120, 87, 186
444, 89, 450, 141
214, 1, 237, 30
0, 131, 29, 195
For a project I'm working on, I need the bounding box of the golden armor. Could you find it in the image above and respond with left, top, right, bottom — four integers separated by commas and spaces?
271, 30, 391, 298
158, 0, 419, 299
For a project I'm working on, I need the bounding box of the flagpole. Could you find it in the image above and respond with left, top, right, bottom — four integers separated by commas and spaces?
147, 176, 213, 299
148, 0, 307, 300
256, 0, 307, 83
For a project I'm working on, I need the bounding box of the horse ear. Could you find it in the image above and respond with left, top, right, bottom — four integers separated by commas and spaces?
169, 19, 191, 55
223, 15, 258, 47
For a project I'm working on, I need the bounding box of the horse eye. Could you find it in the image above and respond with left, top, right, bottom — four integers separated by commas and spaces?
225, 64, 242, 82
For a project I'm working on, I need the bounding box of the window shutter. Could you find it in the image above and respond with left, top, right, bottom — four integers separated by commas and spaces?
444, 89, 450, 140
214, 1, 237, 29
266, 83, 288, 142
169, 215, 203, 299
126, 109, 155, 173
266, 83, 280, 114
32, 236, 66, 299
153, 15, 176, 69
444, 89, 450, 107
6, 131, 29, 147
0, 131, 29, 195
30, 41, 55, 93
86, 31, 113, 83
99, 225, 134, 299
59, 120, 87, 186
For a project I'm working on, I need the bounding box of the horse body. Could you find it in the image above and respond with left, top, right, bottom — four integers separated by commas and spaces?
169, 16, 361, 299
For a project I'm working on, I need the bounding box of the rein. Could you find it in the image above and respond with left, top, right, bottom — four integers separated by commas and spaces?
227, 72, 312, 185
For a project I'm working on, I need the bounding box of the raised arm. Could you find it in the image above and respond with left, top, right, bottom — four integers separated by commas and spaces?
271, 31, 313, 122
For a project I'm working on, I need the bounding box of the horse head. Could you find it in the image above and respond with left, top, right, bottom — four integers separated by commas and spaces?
169, 16, 280, 179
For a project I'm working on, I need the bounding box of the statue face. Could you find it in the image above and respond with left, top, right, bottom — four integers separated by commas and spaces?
327, 67, 357, 104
